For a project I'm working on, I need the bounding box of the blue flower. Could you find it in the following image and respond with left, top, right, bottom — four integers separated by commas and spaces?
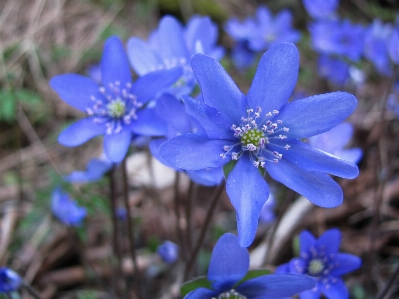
276, 229, 362, 299
127, 15, 223, 97
309, 122, 362, 164
64, 155, 113, 183
50, 36, 182, 163
157, 241, 179, 264
318, 54, 350, 86
0, 268, 22, 293
159, 43, 359, 247
51, 187, 87, 226
150, 93, 224, 187
184, 233, 316, 299
364, 19, 393, 75
302, 0, 339, 20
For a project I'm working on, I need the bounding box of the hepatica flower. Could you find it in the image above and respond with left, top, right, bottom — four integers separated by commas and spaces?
51, 187, 87, 226
182, 233, 316, 299
276, 229, 361, 299
50, 36, 182, 163
160, 43, 359, 247
0, 268, 22, 293
302, 0, 339, 20
157, 241, 179, 264
64, 154, 113, 183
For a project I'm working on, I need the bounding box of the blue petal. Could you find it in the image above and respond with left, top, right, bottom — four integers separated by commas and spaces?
315, 228, 341, 254
126, 37, 163, 76
299, 289, 321, 299
103, 129, 132, 163
187, 168, 224, 187
334, 148, 363, 164
309, 122, 354, 153
50, 74, 100, 112
157, 16, 189, 61
101, 36, 132, 89
182, 95, 233, 140
131, 108, 167, 136
191, 54, 246, 124
330, 253, 361, 276
319, 278, 348, 299
226, 154, 270, 247
246, 43, 299, 116
266, 159, 343, 208
149, 138, 178, 170
208, 233, 249, 290
185, 288, 215, 299
64, 158, 113, 183
236, 274, 316, 298
300, 231, 316, 254
159, 134, 230, 170
131, 67, 182, 104
268, 138, 359, 178
58, 118, 105, 146
279, 92, 357, 138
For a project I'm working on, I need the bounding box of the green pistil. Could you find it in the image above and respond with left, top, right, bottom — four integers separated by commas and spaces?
107, 99, 126, 118
214, 289, 247, 299
308, 259, 325, 275
240, 128, 266, 147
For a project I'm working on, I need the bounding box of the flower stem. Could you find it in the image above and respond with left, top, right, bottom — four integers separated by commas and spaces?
21, 281, 44, 299
183, 181, 225, 280
173, 172, 186, 261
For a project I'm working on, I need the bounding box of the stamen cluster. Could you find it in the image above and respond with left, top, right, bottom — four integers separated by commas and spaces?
213, 289, 247, 299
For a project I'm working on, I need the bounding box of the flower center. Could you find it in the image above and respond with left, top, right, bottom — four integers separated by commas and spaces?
308, 258, 325, 276
221, 107, 291, 168
107, 98, 126, 118
213, 289, 247, 299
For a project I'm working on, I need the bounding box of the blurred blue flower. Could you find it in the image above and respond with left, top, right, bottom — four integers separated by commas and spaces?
276, 229, 362, 299
127, 15, 223, 97
318, 54, 350, 86
51, 187, 87, 226
64, 155, 113, 183
157, 241, 179, 264
150, 93, 224, 187
388, 28, 399, 65
309, 122, 362, 164
259, 192, 276, 224
0, 268, 22, 293
184, 233, 316, 298
363, 20, 393, 75
302, 0, 339, 20
50, 36, 182, 163
86, 63, 102, 83
160, 43, 359, 246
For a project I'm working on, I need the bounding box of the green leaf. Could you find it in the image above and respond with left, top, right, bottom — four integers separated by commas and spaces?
234, 268, 271, 287
181, 276, 211, 297
223, 159, 237, 178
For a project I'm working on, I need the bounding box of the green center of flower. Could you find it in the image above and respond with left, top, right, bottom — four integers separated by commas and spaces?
308, 258, 325, 275
240, 128, 267, 147
107, 99, 126, 118
214, 289, 247, 299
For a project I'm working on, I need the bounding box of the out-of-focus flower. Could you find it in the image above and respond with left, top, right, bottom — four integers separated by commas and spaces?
309, 122, 362, 164
318, 54, 350, 86
0, 268, 22, 293
127, 15, 223, 97
86, 63, 102, 83
259, 192, 276, 224
157, 241, 179, 264
160, 43, 358, 246
50, 36, 182, 163
64, 155, 113, 183
276, 229, 362, 299
51, 187, 87, 226
388, 28, 399, 65
183, 233, 316, 298
302, 0, 339, 20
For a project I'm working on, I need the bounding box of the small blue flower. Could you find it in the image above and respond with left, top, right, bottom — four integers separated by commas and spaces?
160, 43, 359, 247
184, 233, 316, 299
50, 36, 182, 163
51, 187, 87, 226
276, 229, 362, 299
309, 122, 362, 164
0, 268, 22, 293
318, 54, 350, 86
127, 15, 223, 97
64, 155, 113, 183
157, 241, 179, 264
302, 0, 339, 20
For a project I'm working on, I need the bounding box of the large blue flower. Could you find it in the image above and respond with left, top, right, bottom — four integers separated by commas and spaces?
160, 43, 359, 247
50, 36, 182, 163
184, 233, 316, 299
0, 268, 22, 293
127, 15, 223, 97
276, 229, 361, 299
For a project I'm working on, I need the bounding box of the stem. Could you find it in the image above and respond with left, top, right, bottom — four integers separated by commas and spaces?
185, 181, 197, 254
122, 158, 141, 299
21, 282, 44, 299
183, 181, 225, 280
376, 262, 399, 299
173, 172, 186, 261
